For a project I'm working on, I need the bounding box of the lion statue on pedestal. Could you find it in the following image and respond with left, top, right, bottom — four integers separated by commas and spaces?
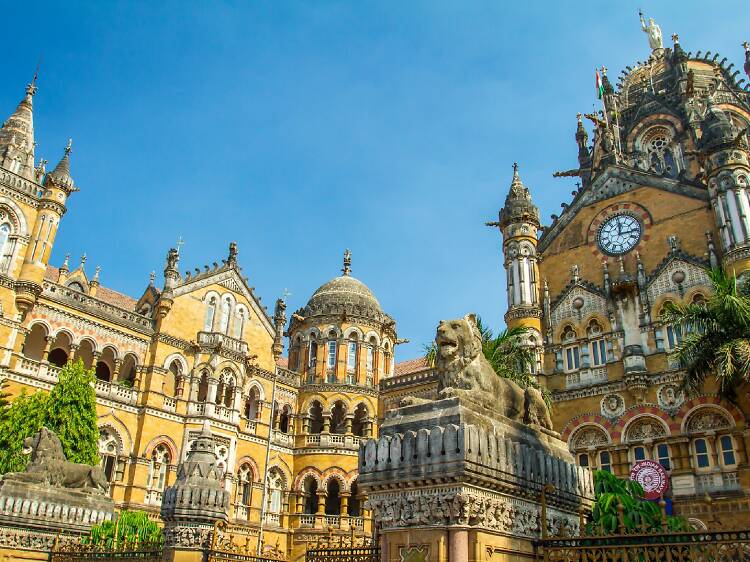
404, 314, 553, 430
2, 427, 109, 494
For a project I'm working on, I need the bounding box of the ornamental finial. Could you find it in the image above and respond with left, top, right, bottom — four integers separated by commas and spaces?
342, 249, 352, 276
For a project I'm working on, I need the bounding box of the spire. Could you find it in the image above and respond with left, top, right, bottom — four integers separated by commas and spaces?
671, 33, 687, 64
0, 80, 37, 180
44, 139, 76, 192
743, 41, 750, 80
342, 249, 352, 276
227, 241, 238, 267
498, 163, 540, 229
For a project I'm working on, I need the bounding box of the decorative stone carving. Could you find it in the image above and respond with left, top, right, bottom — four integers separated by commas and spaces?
163, 524, 213, 549
686, 408, 732, 433
600, 394, 625, 418
161, 421, 229, 525
657, 384, 684, 410
626, 417, 667, 442
571, 426, 609, 449
2, 427, 108, 494
365, 489, 580, 538
402, 314, 552, 430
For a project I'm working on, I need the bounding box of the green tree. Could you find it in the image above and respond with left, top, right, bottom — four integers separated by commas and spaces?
661, 268, 750, 396
84, 511, 163, 548
423, 316, 549, 404
589, 470, 688, 534
0, 377, 11, 412
47, 359, 100, 465
0, 389, 49, 473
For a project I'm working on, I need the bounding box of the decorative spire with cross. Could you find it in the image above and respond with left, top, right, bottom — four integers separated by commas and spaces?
80, 253, 87, 269
342, 249, 352, 276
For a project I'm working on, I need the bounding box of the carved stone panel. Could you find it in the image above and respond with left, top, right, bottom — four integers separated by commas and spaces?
600, 394, 625, 419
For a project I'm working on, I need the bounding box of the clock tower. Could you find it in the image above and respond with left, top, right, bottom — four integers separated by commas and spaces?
496, 24, 750, 525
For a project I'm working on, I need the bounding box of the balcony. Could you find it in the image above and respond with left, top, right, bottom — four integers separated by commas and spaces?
94, 379, 138, 405
197, 331, 248, 355
163, 396, 176, 412
264, 513, 281, 526
271, 430, 293, 447
565, 367, 608, 389
299, 514, 316, 527
303, 433, 361, 450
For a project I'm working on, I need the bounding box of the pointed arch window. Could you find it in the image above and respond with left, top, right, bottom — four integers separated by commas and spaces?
237, 464, 254, 507
204, 297, 217, 331
146, 444, 171, 503
234, 308, 245, 339
98, 429, 123, 483
642, 126, 680, 179
219, 297, 232, 334
0, 222, 12, 273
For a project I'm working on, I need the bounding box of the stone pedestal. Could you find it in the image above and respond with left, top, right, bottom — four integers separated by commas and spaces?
360, 398, 594, 562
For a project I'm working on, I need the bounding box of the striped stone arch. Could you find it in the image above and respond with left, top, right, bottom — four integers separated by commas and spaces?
674, 396, 744, 433
143, 435, 179, 461
610, 404, 677, 442
293, 467, 323, 491
235, 456, 261, 482
320, 467, 348, 490
625, 113, 685, 151
561, 413, 612, 442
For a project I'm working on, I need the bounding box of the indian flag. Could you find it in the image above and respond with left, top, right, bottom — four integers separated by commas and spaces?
596, 69, 604, 99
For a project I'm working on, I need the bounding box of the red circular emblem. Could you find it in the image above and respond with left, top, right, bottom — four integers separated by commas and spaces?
629, 460, 669, 500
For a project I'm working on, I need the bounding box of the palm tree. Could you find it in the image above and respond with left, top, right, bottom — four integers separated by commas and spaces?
661, 268, 750, 396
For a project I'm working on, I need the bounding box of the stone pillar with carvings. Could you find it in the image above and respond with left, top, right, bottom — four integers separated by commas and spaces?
161, 421, 229, 562
359, 358, 594, 562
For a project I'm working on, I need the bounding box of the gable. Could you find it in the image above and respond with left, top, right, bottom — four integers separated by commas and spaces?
550, 283, 607, 328
646, 255, 710, 306
539, 166, 708, 254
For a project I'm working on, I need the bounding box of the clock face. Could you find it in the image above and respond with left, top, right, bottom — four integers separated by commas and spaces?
597, 214, 642, 255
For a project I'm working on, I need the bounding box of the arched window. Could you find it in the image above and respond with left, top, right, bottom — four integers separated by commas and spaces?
720, 435, 737, 466
325, 479, 341, 515
147, 444, 171, 502
98, 429, 122, 484
266, 469, 285, 515
245, 387, 260, 420
198, 370, 209, 402
219, 297, 232, 334
167, 359, 182, 397
349, 479, 361, 517
204, 297, 217, 331
0, 222, 12, 273
694, 438, 711, 468
326, 339, 337, 381
578, 453, 590, 467
237, 464, 254, 508
599, 451, 612, 472
561, 327, 580, 372
279, 405, 291, 434
302, 476, 318, 515
656, 443, 671, 470
352, 403, 368, 437
309, 401, 324, 434
234, 308, 245, 339
587, 322, 607, 367
347, 338, 358, 372
330, 401, 346, 434
633, 445, 647, 463
642, 126, 679, 178
366, 345, 374, 374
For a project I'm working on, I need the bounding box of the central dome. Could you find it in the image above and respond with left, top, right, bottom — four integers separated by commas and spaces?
306, 274, 382, 312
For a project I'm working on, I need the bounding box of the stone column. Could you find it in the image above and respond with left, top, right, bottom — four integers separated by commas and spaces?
706, 433, 720, 470
175, 376, 185, 398
231, 388, 243, 424
340, 492, 350, 515
112, 359, 122, 382
42, 336, 54, 362
449, 529, 469, 562
206, 377, 219, 417
188, 375, 199, 402
90, 351, 101, 371
296, 493, 305, 514
345, 415, 353, 435
315, 491, 327, 528
365, 421, 373, 439
322, 413, 331, 434
302, 416, 311, 434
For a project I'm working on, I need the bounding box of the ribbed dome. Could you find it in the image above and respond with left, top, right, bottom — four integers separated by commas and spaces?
306, 275, 382, 312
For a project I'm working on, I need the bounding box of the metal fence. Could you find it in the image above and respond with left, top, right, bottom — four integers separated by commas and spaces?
536, 529, 750, 562
305, 547, 381, 562
50, 541, 164, 561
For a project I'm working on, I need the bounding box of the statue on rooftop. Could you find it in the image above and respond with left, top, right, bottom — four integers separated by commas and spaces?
639, 11, 663, 52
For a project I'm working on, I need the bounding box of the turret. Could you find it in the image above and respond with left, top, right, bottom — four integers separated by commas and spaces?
575, 113, 592, 187
699, 96, 750, 272
15, 141, 76, 316
272, 298, 286, 361
489, 164, 543, 334
0, 81, 36, 181
156, 248, 179, 320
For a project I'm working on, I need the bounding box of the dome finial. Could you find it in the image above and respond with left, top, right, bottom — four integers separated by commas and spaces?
342, 249, 352, 276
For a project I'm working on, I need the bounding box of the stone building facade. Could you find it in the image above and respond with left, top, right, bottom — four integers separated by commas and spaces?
0, 80, 393, 561
487, 29, 750, 527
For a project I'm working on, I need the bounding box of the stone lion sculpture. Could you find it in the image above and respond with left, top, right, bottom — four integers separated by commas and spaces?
404, 314, 553, 430
2, 427, 109, 494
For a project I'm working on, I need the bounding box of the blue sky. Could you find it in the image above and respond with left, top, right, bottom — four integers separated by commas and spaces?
2, 1, 747, 360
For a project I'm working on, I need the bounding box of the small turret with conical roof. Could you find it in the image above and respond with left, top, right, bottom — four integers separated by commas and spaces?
43, 139, 76, 193
489, 164, 543, 347
0, 81, 36, 181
